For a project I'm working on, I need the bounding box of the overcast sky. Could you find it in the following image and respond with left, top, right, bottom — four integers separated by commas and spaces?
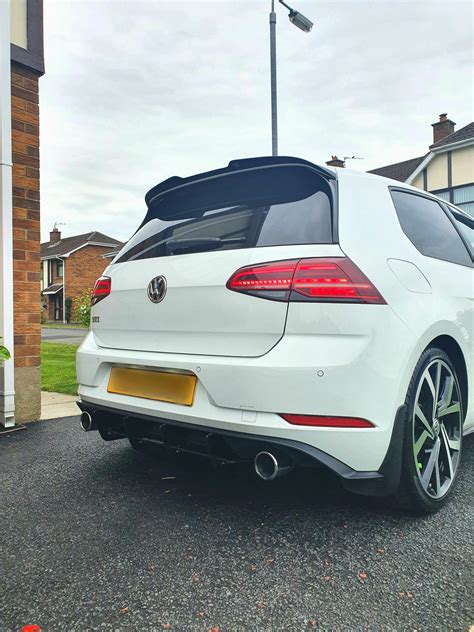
40, 0, 473, 243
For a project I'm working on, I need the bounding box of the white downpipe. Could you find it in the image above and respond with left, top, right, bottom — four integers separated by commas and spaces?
0, 0, 15, 427
61, 257, 66, 323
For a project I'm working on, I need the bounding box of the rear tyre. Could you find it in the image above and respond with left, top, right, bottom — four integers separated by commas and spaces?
397, 346, 463, 513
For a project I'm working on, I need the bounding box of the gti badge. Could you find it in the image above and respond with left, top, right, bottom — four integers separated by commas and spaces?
147, 275, 167, 303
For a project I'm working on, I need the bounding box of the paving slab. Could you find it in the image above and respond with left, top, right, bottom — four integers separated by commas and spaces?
41, 391, 78, 420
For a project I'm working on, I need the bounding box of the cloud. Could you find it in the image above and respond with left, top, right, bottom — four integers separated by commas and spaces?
40, 0, 473, 242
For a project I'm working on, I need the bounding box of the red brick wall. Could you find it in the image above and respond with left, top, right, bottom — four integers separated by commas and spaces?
65, 246, 110, 317
11, 63, 41, 421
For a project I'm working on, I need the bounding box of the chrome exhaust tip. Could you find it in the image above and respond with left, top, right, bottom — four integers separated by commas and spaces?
80, 411, 93, 432
254, 451, 293, 481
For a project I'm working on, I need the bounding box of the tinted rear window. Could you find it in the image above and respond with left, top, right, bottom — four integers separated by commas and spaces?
116, 166, 335, 263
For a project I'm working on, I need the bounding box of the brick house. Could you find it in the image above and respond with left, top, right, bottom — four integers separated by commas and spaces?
41, 228, 122, 322
0, 1, 45, 425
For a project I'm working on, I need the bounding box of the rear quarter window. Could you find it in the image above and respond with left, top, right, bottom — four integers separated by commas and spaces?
390, 189, 472, 267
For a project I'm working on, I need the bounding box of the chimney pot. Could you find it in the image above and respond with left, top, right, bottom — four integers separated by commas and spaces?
50, 227, 61, 244
431, 113, 456, 145
326, 155, 345, 168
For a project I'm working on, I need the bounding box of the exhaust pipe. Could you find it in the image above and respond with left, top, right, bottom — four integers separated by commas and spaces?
254, 451, 293, 481
80, 411, 94, 432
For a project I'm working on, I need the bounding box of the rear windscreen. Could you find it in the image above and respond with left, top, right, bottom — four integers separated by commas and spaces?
115, 166, 335, 263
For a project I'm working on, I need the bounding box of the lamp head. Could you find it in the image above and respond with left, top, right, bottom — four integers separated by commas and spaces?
288, 9, 313, 32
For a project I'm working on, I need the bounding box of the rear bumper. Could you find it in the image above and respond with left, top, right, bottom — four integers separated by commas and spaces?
77, 400, 407, 497
77, 308, 415, 473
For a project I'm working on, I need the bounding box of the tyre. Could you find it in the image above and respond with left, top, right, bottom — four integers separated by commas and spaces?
397, 346, 464, 513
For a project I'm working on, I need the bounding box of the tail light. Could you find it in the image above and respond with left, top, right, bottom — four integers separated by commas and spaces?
280, 414, 374, 428
91, 276, 111, 306
226, 258, 385, 304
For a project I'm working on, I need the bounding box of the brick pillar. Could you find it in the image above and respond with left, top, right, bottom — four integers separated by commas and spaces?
11, 63, 41, 422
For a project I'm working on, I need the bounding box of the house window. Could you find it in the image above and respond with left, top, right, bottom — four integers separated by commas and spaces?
432, 184, 474, 217
433, 190, 450, 202
56, 259, 63, 278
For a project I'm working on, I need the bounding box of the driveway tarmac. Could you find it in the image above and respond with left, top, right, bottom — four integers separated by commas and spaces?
0, 417, 472, 630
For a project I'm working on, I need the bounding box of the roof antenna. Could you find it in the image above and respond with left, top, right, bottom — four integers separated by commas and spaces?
343, 156, 364, 162
53, 222, 65, 230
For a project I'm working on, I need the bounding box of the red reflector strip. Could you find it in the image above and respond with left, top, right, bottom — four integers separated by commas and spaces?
91, 276, 111, 306
280, 414, 374, 428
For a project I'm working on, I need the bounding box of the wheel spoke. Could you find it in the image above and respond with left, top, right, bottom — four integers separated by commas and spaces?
415, 404, 434, 436
414, 430, 430, 457
440, 374, 454, 411
434, 361, 442, 405
441, 426, 454, 478
421, 438, 440, 490
441, 422, 460, 453
425, 370, 437, 403
434, 459, 441, 496
438, 402, 460, 418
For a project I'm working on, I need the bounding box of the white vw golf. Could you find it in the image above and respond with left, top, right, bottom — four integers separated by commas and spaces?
76, 157, 473, 513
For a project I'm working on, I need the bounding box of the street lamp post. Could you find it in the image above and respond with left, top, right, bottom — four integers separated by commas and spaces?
269, 0, 314, 156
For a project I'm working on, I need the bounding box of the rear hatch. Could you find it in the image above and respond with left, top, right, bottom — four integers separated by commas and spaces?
92, 161, 339, 357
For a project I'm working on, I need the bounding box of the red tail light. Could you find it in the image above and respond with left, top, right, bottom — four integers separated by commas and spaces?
280, 414, 374, 428
91, 276, 111, 306
226, 258, 386, 304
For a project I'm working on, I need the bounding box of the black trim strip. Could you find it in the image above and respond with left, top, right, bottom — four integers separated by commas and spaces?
447, 151, 452, 189
10, 0, 45, 75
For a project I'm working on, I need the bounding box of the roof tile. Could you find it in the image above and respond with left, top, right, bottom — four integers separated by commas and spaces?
41, 231, 123, 258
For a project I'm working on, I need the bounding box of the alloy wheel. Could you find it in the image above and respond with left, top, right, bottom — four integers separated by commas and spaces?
412, 359, 462, 499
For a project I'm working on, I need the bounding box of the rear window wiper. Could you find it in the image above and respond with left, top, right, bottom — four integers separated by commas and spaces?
165, 237, 245, 254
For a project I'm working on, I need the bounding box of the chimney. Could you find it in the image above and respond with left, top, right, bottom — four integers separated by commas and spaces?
50, 227, 61, 244
431, 113, 456, 145
326, 155, 345, 168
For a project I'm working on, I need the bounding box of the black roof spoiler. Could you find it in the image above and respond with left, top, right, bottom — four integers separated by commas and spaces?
144, 156, 336, 207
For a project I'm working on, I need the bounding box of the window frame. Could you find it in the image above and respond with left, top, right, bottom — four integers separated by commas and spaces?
389, 186, 473, 268
442, 203, 474, 261
431, 182, 474, 215
56, 258, 64, 278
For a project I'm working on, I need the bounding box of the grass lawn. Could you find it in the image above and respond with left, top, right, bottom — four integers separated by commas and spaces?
41, 342, 79, 396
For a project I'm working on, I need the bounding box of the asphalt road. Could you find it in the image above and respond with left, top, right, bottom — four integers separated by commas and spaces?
0, 417, 472, 631
41, 326, 88, 345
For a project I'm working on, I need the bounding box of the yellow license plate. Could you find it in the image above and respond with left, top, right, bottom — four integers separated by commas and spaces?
107, 367, 197, 406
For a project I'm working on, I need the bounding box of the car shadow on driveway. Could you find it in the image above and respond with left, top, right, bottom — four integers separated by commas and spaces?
81, 436, 436, 522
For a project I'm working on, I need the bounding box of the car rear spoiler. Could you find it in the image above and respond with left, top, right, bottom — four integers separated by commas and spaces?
144, 156, 337, 207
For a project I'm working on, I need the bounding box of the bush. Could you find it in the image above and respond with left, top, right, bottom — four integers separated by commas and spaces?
65, 297, 73, 323
73, 290, 91, 327
40, 307, 48, 324
0, 338, 10, 363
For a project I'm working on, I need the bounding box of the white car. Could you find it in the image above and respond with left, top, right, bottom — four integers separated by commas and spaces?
76, 157, 474, 513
